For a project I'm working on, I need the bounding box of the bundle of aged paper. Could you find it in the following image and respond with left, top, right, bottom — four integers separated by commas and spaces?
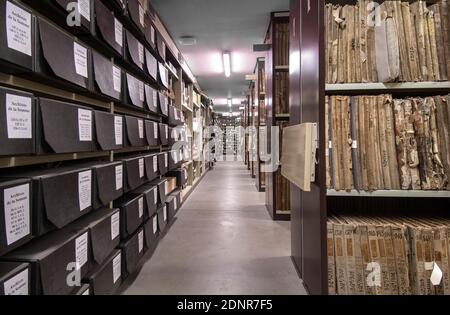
326, 94, 450, 191
325, 0, 450, 83
329, 214, 450, 295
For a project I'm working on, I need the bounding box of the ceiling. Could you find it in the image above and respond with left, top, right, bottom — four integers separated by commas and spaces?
152, 0, 289, 113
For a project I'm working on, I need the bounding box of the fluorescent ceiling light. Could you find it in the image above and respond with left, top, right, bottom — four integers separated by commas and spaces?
223, 52, 231, 78
228, 98, 232, 107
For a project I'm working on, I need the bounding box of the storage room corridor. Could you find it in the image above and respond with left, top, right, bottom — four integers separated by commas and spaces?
122, 161, 306, 295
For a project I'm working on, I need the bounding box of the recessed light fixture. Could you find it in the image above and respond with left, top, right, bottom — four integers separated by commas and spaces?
179, 36, 197, 46
223, 52, 231, 78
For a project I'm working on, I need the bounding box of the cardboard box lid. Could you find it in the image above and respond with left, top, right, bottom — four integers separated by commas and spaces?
143, 153, 158, 181
0, 262, 30, 294
3, 226, 91, 295
125, 73, 144, 108
145, 49, 158, 80
92, 51, 121, 100
7, 165, 93, 229
119, 227, 144, 274
70, 207, 120, 265
144, 84, 158, 113
0, 87, 35, 156
144, 216, 158, 249
93, 0, 122, 55
0, 0, 34, 70
156, 30, 166, 61
157, 152, 168, 175
131, 183, 157, 218
38, 98, 94, 154
92, 161, 124, 206
144, 15, 156, 48
125, 29, 143, 70
126, 0, 144, 33
125, 115, 146, 147
158, 93, 168, 116
115, 193, 144, 236
94, 111, 123, 151
158, 63, 169, 89
83, 249, 121, 295
144, 120, 158, 144
157, 205, 167, 231
37, 18, 89, 88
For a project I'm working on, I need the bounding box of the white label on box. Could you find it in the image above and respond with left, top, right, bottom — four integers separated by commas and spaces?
113, 253, 122, 284
113, 66, 121, 92
174, 110, 179, 120
153, 216, 157, 234
3, 269, 28, 296
138, 231, 144, 253
171, 129, 177, 140
74, 42, 88, 78
78, 0, 90, 21
352, 140, 358, 149
152, 91, 157, 108
138, 119, 144, 139
173, 151, 178, 164
139, 81, 145, 102
165, 125, 168, 137
163, 206, 167, 222
78, 170, 92, 211
111, 212, 120, 240
164, 154, 168, 168
6, 1, 31, 56
82, 288, 89, 295
138, 197, 144, 218
4, 184, 30, 246
164, 100, 168, 113
165, 181, 169, 195
115, 165, 123, 190
153, 156, 158, 172
114, 18, 123, 47
78, 109, 92, 142
139, 158, 144, 178
153, 123, 158, 139
75, 232, 88, 270
151, 26, 155, 44
6, 93, 32, 139
153, 188, 157, 204
174, 197, 177, 210
138, 42, 144, 64
114, 116, 123, 145
139, 4, 145, 26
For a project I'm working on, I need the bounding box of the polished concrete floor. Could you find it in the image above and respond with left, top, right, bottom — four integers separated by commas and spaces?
123, 161, 306, 295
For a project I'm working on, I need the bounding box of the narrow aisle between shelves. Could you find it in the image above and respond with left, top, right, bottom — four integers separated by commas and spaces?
122, 161, 306, 295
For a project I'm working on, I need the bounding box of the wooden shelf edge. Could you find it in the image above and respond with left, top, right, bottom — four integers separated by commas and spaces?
325, 81, 450, 93
0, 151, 111, 168
327, 189, 450, 198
